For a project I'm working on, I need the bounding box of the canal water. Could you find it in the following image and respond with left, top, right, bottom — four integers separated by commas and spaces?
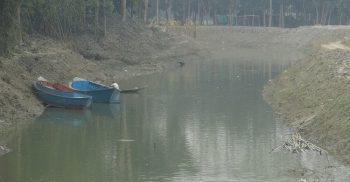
1, 51, 350, 181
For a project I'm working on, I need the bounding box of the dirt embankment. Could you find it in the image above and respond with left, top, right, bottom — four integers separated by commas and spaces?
263, 27, 350, 164
0, 18, 203, 142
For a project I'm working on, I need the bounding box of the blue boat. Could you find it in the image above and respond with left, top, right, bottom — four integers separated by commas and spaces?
69, 78, 120, 103
33, 81, 92, 109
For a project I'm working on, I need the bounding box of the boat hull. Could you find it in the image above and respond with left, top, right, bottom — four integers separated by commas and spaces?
34, 81, 92, 109
69, 80, 120, 103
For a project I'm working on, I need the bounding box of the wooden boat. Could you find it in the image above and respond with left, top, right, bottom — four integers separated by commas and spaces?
69, 78, 120, 103
33, 81, 92, 109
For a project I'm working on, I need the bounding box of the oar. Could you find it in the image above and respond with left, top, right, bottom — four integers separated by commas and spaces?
120, 86, 148, 93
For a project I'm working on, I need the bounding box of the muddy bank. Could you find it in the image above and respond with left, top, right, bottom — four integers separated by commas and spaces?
263, 29, 350, 163
0, 18, 203, 144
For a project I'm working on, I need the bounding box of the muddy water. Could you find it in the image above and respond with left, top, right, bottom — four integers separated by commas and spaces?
1, 49, 350, 182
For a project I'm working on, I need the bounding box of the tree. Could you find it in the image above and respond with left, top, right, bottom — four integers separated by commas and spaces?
269, 0, 273, 26
144, 0, 148, 23
0, 0, 21, 55
156, 0, 159, 24
121, 0, 126, 21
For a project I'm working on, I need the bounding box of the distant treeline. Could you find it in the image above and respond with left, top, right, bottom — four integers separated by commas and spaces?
151, 0, 350, 27
1, 0, 350, 55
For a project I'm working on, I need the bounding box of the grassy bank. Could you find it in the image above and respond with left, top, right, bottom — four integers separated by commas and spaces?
263, 39, 350, 164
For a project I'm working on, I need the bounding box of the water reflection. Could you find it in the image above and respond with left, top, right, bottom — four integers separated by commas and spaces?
36, 108, 91, 127
0, 104, 121, 182
0, 55, 350, 181
91, 103, 120, 119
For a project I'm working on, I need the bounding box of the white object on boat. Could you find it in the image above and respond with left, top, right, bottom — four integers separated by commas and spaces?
37, 76, 47, 81
72, 77, 86, 81
111, 83, 120, 90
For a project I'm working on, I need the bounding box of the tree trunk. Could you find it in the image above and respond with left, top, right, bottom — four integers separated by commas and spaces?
138, 0, 142, 18
17, 3, 22, 44
213, 2, 217, 25
195, 0, 199, 25
269, 0, 273, 27
200, 1, 204, 25
103, 0, 107, 36
321, 4, 326, 24
243, 10, 247, 26
253, 13, 256, 26
339, 13, 343, 25
188, 0, 191, 21
121, 0, 126, 21
228, 0, 233, 25
282, 0, 284, 27
207, 7, 210, 25
166, 0, 169, 25
194, 0, 199, 38
279, 0, 284, 28
182, 0, 186, 24
144, 0, 148, 23
166, 0, 172, 24
156, 0, 159, 24
82, 0, 86, 29
95, 0, 99, 37
302, 0, 306, 25
169, 0, 172, 21
263, 5, 266, 27
327, 8, 332, 25
315, 6, 319, 24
